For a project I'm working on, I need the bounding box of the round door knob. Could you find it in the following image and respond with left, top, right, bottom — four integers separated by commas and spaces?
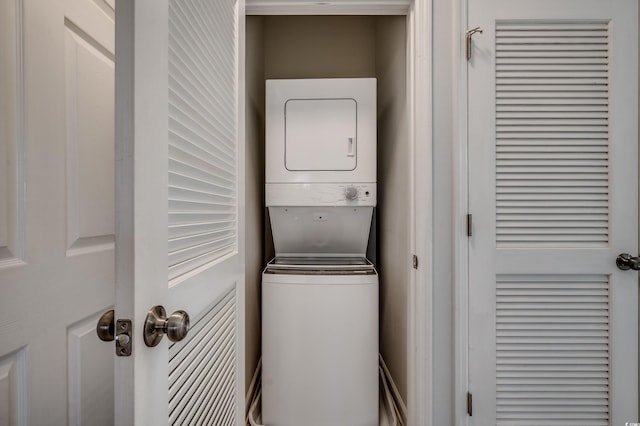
616, 253, 640, 271
96, 309, 115, 342
143, 305, 190, 347
166, 310, 190, 342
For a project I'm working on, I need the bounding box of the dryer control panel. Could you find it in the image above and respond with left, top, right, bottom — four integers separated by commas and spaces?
266, 183, 377, 207
340, 184, 373, 203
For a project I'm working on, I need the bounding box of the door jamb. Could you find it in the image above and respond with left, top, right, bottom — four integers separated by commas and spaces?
407, 1, 433, 426
243, 2, 433, 425
453, 0, 469, 425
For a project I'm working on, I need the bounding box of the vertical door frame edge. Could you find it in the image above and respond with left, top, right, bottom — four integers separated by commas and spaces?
452, 0, 469, 425
114, 0, 136, 423
408, 0, 433, 425
236, 0, 247, 424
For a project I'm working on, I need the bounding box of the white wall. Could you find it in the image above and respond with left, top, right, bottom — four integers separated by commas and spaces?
432, 0, 456, 422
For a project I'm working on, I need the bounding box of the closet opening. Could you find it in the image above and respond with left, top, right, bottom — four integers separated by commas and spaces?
245, 14, 411, 423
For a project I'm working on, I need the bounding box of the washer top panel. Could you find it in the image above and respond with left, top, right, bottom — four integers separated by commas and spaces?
264, 256, 376, 275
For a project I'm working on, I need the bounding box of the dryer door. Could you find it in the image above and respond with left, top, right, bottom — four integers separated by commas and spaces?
285, 98, 357, 171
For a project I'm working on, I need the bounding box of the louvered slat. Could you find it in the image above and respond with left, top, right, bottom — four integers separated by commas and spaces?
496, 275, 609, 426
168, 0, 237, 281
495, 22, 609, 247
169, 286, 237, 425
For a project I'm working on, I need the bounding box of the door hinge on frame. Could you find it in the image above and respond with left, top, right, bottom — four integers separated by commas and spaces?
467, 214, 472, 237
467, 392, 473, 416
412, 255, 418, 269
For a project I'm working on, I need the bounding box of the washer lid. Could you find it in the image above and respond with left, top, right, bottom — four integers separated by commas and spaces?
268, 206, 373, 257
265, 256, 376, 275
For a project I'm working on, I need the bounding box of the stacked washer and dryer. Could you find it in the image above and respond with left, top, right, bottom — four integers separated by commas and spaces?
262, 78, 379, 426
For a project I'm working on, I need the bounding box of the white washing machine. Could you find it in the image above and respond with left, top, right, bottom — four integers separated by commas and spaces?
262, 78, 379, 426
262, 258, 378, 426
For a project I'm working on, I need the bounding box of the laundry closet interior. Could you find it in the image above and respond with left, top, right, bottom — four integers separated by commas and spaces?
243, 12, 412, 417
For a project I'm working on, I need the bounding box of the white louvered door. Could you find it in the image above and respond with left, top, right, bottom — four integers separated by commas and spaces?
467, 1, 638, 425
114, 0, 245, 424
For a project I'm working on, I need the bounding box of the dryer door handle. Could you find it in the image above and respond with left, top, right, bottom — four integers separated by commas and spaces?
347, 137, 356, 157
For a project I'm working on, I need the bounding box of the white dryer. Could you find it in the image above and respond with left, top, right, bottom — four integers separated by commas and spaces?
262, 78, 379, 426
265, 78, 376, 185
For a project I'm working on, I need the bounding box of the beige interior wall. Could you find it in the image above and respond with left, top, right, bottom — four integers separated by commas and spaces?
374, 15, 409, 403
245, 15, 265, 391
263, 16, 376, 79
245, 15, 411, 403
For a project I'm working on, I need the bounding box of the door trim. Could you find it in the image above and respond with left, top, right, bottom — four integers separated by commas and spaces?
236, 1, 247, 424
245, 0, 412, 15
453, 1, 469, 425
408, 1, 433, 426
243, 2, 433, 425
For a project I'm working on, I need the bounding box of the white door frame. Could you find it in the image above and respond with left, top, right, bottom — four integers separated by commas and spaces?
407, 1, 433, 425
243, 2, 433, 425
452, 1, 469, 425
451, 2, 640, 425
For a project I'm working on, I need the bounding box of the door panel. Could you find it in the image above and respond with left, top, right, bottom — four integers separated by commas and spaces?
0, 0, 115, 424
114, 0, 245, 424
168, 287, 238, 425
64, 16, 115, 254
68, 313, 115, 425
0, 0, 25, 266
0, 350, 27, 424
168, 0, 240, 282
468, 1, 638, 425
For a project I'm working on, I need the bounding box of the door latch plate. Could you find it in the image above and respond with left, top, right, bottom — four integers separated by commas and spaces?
115, 319, 132, 357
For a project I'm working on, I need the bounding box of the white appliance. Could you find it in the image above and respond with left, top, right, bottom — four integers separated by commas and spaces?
262, 78, 379, 426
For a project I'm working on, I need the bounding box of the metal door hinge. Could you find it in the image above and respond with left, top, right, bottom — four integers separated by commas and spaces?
467, 214, 472, 237
412, 255, 418, 269
467, 392, 473, 416
466, 27, 483, 60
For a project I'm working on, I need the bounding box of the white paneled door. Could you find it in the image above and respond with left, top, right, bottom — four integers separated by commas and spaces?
0, 0, 115, 424
468, 0, 638, 425
114, 0, 245, 424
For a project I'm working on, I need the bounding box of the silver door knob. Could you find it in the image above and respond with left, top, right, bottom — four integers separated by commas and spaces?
96, 309, 115, 341
616, 253, 640, 271
143, 305, 190, 347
